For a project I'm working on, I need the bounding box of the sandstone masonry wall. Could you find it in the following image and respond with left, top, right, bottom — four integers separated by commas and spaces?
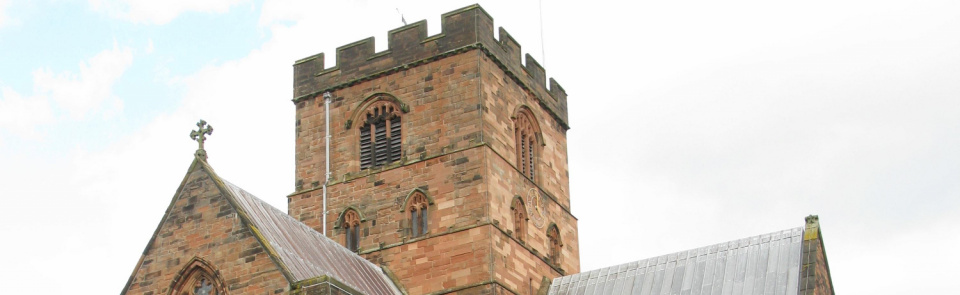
289, 4, 578, 295
123, 164, 289, 295
289, 49, 489, 295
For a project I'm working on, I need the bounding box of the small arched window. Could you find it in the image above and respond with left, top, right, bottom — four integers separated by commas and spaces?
514, 108, 540, 180
511, 198, 527, 242
408, 192, 429, 237
360, 100, 402, 169
546, 225, 562, 265
192, 276, 217, 295
171, 258, 225, 295
342, 209, 361, 252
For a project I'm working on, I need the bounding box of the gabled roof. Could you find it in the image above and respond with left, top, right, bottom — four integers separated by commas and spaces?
122, 157, 402, 295
201, 160, 402, 295
549, 228, 805, 295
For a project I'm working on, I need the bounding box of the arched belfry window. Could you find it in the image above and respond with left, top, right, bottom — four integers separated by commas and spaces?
511, 197, 528, 242
342, 209, 361, 252
360, 100, 402, 169
514, 107, 540, 180
546, 224, 562, 265
408, 192, 429, 237
170, 258, 226, 295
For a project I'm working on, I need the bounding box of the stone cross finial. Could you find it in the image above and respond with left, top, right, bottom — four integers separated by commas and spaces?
190, 120, 213, 160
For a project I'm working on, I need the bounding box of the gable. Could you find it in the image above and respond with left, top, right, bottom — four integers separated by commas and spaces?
121, 159, 291, 295
121, 157, 403, 295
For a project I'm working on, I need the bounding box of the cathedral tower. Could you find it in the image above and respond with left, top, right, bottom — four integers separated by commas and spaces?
288, 5, 578, 295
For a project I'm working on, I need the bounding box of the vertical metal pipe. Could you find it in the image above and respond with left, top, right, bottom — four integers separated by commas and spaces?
323, 91, 332, 236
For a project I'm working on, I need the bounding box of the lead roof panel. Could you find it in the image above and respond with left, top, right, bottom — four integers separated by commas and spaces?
221, 180, 402, 295
550, 228, 803, 295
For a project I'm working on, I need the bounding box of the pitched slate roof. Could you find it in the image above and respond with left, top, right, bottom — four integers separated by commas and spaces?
203, 160, 402, 295
549, 228, 804, 295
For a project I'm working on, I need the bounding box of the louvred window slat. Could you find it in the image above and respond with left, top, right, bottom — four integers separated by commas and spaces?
359, 99, 403, 170
514, 108, 540, 180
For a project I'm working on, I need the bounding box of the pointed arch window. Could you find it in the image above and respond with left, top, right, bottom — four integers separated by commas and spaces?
408, 192, 429, 237
511, 198, 528, 242
360, 100, 402, 169
514, 108, 540, 180
342, 209, 361, 252
171, 258, 226, 295
547, 225, 562, 265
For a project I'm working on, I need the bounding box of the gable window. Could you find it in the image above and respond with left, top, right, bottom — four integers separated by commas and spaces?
511, 198, 527, 242
343, 209, 361, 252
547, 225, 562, 265
193, 277, 216, 295
360, 101, 402, 169
514, 108, 540, 180
171, 258, 225, 295
408, 192, 429, 237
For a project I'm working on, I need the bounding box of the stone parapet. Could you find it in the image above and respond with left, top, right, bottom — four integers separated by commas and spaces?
293, 4, 569, 129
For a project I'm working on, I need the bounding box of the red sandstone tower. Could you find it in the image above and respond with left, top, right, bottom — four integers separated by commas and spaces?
288, 5, 579, 295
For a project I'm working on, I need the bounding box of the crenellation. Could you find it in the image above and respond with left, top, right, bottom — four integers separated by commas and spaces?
523, 53, 546, 87
388, 20, 429, 54
548, 78, 566, 104
336, 37, 377, 75
292, 4, 569, 128
496, 27, 521, 62
294, 53, 324, 99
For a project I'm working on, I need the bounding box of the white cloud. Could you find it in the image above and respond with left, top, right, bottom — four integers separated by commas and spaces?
0, 43, 132, 141
88, 0, 249, 25
33, 42, 132, 120
0, 86, 53, 139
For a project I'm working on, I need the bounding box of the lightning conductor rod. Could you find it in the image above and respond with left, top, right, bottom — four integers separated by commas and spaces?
538, 0, 546, 67
322, 91, 332, 236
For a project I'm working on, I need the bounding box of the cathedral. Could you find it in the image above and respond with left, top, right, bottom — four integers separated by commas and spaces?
120, 5, 834, 295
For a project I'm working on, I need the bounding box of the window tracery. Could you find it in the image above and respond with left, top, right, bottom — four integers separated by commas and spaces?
360, 100, 402, 169
408, 192, 429, 237
514, 108, 540, 180
170, 258, 225, 295
193, 277, 216, 295
342, 209, 361, 252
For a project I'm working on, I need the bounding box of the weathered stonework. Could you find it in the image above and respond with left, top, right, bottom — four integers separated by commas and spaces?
799, 216, 835, 295
289, 4, 578, 295
122, 161, 290, 295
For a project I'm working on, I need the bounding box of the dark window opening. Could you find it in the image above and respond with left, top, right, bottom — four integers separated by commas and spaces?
360, 101, 402, 169
343, 210, 361, 252
515, 108, 539, 180
409, 192, 429, 237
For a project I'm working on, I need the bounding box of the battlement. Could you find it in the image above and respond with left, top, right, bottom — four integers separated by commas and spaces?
293, 4, 569, 128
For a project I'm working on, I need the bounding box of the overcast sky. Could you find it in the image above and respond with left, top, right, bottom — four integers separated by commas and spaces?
1, 0, 958, 293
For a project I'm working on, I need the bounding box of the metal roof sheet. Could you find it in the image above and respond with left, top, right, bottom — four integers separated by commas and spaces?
549, 227, 804, 295
220, 179, 402, 295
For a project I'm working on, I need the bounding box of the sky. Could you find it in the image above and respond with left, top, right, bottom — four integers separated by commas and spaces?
0, 0, 957, 293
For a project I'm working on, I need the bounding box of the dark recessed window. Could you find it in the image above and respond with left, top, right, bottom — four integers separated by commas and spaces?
343, 209, 361, 252
512, 198, 528, 242
547, 225, 562, 265
360, 101, 402, 169
409, 192, 429, 237
514, 108, 539, 180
